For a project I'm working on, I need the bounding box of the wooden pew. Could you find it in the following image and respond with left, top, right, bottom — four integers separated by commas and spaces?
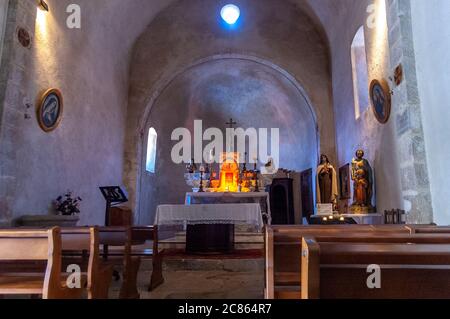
301, 239, 450, 299
98, 226, 164, 298
61, 227, 113, 299
265, 225, 444, 299
0, 227, 113, 299
409, 226, 450, 234
130, 226, 164, 292
98, 227, 141, 299
0, 228, 82, 299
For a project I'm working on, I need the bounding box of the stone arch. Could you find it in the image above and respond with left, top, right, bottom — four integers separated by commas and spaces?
130, 55, 320, 223
123, 0, 336, 221
138, 54, 318, 133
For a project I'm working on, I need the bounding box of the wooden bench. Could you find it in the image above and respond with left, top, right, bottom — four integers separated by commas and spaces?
61, 227, 113, 299
98, 227, 141, 299
0, 227, 114, 299
410, 226, 450, 234
301, 239, 450, 299
264, 225, 444, 299
131, 226, 164, 291
99, 226, 164, 297
0, 228, 82, 299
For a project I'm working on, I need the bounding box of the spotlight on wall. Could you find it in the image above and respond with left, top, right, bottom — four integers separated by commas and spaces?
38, 0, 49, 12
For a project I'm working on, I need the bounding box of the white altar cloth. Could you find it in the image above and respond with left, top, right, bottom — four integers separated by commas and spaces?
155, 204, 264, 230
185, 192, 271, 224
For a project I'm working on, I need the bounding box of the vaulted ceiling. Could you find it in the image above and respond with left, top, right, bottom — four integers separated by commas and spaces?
91, 0, 355, 56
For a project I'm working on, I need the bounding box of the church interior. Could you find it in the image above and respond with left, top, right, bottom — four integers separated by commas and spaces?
0, 0, 450, 300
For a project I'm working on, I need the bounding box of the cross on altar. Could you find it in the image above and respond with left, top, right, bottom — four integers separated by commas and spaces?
226, 118, 237, 129
226, 118, 237, 153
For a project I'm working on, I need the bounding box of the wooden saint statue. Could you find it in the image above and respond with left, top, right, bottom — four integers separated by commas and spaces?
350, 149, 374, 213
316, 154, 338, 209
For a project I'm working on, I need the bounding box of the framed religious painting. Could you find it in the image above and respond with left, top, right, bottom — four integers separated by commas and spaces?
37, 88, 64, 132
370, 79, 391, 124
339, 164, 351, 200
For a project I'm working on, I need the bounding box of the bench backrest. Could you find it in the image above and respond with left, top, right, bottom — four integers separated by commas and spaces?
270, 225, 412, 233
61, 227, 101, 298
0, 228, 62, 298
267, 226, 413, 278
411, 226, 450, 234
0, 228, 59, 261
301, 238, 450, 299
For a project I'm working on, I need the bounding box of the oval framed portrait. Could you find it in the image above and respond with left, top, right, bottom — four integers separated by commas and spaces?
370, 79, 391, 124
37, 88, 63, 132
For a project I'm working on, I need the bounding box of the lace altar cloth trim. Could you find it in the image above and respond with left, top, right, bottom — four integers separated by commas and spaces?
155, 204, 264, 230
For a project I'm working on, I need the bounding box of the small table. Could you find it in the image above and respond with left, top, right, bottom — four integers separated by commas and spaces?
155, 204, 263, 254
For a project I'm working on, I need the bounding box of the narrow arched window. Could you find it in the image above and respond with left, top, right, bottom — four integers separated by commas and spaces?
146, 127, 157, 173
351, 26, 370, 119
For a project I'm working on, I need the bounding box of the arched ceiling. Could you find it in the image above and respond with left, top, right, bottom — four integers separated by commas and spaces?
93, 0, 347, 56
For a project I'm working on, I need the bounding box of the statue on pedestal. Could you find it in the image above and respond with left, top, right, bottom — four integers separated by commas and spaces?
316, 154, 338, 210
350, 150, 374, 213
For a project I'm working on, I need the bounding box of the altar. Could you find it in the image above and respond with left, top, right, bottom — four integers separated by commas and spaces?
155, 204, 263, 254
185, 192, 271, 224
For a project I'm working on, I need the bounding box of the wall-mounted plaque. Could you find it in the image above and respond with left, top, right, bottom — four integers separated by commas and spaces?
37, 88, 63, 132
370, 79, 391, 124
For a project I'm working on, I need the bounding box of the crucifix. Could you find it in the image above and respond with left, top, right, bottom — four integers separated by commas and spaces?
226, 118, 237, 129
225, 118, 237, 153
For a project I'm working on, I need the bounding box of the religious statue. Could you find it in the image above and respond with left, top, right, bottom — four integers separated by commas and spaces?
316, 154, 338, 210
350, 150, 374, 213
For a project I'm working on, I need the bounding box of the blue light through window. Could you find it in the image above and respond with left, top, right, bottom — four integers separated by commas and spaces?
221, 4, 240, 25
146, 127, 157, 173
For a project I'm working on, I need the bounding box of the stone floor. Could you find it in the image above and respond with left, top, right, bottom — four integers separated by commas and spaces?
109, 258, 265, 299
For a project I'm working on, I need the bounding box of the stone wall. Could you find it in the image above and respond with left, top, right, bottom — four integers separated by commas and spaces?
384, 0, 434, 223
0, 0, 163, 225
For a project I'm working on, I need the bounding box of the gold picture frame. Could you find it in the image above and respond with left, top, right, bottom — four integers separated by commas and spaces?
370, 79, 391, 124
37, 88, 63, 132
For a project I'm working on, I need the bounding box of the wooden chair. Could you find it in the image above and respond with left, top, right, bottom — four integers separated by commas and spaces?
301, 238, 450, 299
0, 228, 82, 299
